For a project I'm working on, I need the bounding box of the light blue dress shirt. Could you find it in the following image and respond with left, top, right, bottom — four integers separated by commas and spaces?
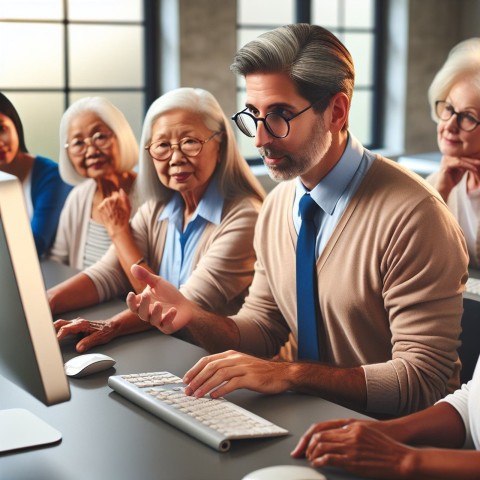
293, 134, 375, 258
158, 173, 224, 288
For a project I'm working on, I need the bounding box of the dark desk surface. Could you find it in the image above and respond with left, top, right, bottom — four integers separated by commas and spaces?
1, 262, 372, 480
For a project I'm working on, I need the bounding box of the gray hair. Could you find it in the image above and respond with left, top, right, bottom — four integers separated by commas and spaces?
137, 87, 265, 203
59, 96, 139, 185
428, 38, 480, 122
230, 23, 354, 129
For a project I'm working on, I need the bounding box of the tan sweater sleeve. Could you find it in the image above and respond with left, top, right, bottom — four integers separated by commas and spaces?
363, 193, 467, 414
233, 183, 296, 356
85, 196, 261, 316
180, 196, 261, 316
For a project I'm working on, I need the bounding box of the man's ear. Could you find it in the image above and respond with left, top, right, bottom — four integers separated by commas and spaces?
326, 92, 350, 133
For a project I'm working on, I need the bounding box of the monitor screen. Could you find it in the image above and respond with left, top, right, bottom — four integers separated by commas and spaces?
0, 172, 70, 452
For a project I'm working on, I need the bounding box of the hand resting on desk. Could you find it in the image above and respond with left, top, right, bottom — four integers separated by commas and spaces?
54, 264, 198, 353
55, 318, 119, 352
54, 262, 226, 354
291, 419, 411, 478
54, 308, 152, 353
291, 397, 480, 480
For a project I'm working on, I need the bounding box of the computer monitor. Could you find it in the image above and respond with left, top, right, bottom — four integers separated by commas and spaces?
0, 172, 70, 453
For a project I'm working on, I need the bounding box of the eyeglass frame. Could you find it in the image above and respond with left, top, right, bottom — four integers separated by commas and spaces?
435, 100, 480, 132
231, 98, 325, 139
64, 130, 114, 155
145, 131, 220, 161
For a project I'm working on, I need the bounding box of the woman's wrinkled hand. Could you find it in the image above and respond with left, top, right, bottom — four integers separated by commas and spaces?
98, 189, 131, 237
434, 154, 480, 201
54, 317, 118, 353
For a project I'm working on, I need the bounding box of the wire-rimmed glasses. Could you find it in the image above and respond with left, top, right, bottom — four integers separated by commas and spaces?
65, 131, 114, 155
231, 102, 318, 138
145, 132, 220, 161
435, 101, 480, 132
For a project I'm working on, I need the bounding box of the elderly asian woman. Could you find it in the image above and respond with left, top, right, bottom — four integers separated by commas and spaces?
48, 96, 139, 269
49, 87, 265, 352
426, 38, 480, 267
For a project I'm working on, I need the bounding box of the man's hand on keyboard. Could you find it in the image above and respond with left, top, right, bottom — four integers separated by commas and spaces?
127, 264, 194, 334
182, 350, 293, 399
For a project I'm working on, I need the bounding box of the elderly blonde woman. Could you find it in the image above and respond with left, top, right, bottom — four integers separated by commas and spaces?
49, 87, 265, 352
426, 38, 480, 266
48, 96, 138, 269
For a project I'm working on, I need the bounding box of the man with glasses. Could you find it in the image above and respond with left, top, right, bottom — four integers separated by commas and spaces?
128, 24, 468, 417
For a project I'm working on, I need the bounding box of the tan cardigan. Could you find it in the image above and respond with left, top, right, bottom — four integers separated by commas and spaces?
234, 155, 468, 416
84, 195, 262, 316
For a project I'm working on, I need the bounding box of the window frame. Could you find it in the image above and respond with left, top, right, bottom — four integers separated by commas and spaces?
0, 0, 157, 118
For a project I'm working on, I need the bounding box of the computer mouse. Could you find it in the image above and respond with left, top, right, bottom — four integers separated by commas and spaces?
242, 465, 326, 480
64, 353, 116, 378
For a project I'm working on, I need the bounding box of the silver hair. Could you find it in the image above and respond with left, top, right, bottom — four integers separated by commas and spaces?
137, 87, 265, 203
428, 38, 480, 122
59, 96, 139, 185
230, 23, 354, 129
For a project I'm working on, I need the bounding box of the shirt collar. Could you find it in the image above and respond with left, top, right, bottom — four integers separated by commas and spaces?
159, 170, 224, 229
295, 133, 363, 215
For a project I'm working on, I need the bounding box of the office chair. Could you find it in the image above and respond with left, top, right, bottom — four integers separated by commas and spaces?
458, 298, 480, 385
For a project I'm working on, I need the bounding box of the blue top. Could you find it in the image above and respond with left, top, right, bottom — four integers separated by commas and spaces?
30, 156, 72, 257
158, 174, 224, 288
293, 134, 374, 258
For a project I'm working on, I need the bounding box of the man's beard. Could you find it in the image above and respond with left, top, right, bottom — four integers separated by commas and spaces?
259, 118, 332, 183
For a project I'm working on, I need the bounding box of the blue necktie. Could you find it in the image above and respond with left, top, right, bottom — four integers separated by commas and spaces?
296, 193, 320, 361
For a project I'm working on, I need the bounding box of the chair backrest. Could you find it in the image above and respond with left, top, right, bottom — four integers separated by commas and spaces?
458, 298, 480, 385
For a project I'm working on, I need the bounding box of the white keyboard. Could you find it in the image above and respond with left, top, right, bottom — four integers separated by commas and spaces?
108, 371, 288, 452
466, 277, 480, 297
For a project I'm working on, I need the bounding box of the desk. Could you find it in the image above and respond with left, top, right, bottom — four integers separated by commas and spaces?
1, 262, 372, 480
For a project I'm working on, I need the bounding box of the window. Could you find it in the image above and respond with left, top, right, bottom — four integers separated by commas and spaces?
236, 0, 383, 160
0, 0, 146, 161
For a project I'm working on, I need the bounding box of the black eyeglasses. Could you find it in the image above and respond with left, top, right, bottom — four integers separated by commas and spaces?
145, 132, 220, 161
231, 101, 319, 139
435, 101, 480, 132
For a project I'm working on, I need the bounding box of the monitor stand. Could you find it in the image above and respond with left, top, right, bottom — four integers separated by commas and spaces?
0, 408, 62, 453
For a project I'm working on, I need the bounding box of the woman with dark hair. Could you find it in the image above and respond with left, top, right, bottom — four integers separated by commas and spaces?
0, 92, 72, 257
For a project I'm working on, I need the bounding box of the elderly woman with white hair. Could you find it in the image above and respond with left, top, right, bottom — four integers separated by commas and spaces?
48, 87, 265, 353
48, 96, 138, 269
426, 38, 480, 267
